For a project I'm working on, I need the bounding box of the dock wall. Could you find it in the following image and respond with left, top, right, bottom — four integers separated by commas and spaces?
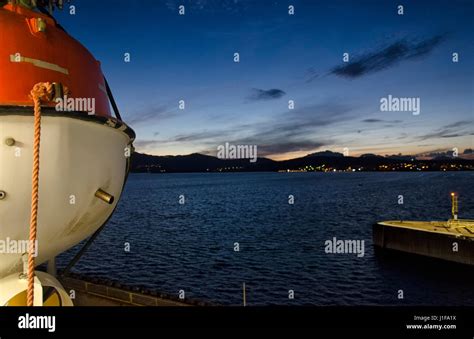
373, 223, 474, 265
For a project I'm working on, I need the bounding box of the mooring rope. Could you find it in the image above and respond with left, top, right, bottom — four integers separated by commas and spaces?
27, 82, 54, 306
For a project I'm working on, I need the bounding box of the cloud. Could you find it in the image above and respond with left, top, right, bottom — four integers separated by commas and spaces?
253, 101, 353, 139
256, 140, 328, 156
172, 130, 228, 142
248, 88, 286, 101
147, 125, 252, 146
135, 100, 355, 158
331, 35, 446, 78
209, 101, 354, 156
199, 140, 328, 158
133, 139, 161, 149
418, 131, 458, 141
416, 148, 474, 160
128, 105, 178, 126
362, 119, 382, 123
417, 121, 473, 141
442, 120, 471, 129
440, 134, 464, 138
362, 119, 402, 123
417, 149, 458, 158
304, 67, 319, 83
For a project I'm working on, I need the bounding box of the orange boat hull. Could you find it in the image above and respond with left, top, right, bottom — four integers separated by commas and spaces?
0, 3, 112, 117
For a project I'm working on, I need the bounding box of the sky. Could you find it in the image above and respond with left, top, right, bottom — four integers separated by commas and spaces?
56, 0, 473, 160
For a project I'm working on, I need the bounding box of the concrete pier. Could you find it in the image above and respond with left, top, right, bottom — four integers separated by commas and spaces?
373, 220, 474, 265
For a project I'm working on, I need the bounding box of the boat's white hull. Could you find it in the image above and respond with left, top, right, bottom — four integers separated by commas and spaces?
0, 113, 132, 278
0, 270, 74, 306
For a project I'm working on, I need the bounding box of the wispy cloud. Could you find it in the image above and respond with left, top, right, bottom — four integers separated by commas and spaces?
133, 139, 162, 149
417, 121, 473, 141
331, 35, 446, 78
171, 130, 229, 142
138, 100, 353, 157
362, 119, 402, 123
248, 88, 286, 101
253, 140, 328, 156
304, 67, 319, 83
210, 101, 353, 156
253, 101, 353, 139
442, 120, 472, 129
128, 105, 178, 126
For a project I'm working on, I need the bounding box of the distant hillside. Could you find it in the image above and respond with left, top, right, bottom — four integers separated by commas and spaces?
306, 150, 344, 158
130, 152, 474, 173
130, 152, 278, 173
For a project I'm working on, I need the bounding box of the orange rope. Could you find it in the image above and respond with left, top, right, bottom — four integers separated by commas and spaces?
27, 82, 53, 306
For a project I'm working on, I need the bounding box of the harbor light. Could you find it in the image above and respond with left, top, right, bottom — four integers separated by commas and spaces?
451, 192, 458, 220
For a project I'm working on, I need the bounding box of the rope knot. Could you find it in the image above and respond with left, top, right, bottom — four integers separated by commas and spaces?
29, 82, 54, 103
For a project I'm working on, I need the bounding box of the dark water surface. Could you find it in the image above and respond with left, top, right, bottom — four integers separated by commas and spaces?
59, 172, 474, 305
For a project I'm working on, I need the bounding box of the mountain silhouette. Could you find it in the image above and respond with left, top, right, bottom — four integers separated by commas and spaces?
130, 152, 474, 173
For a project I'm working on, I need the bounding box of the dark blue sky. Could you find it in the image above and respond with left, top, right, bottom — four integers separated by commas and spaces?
56, 0, 473, 159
